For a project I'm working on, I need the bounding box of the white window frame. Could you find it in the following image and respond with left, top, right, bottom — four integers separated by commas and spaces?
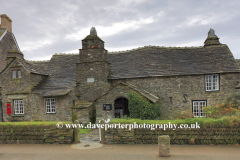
87, 78, 94, 83
46, 98, 56, 113
14, 100, 24, 114
192, 101, 206, 117
205, 74, 219, 91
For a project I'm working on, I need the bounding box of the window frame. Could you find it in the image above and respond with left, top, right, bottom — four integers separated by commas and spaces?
46, 98, 56, 114
192, 100, 207, 117
12, 69, 22, 79
205, 74, 219, 91
14, 99, 24, 115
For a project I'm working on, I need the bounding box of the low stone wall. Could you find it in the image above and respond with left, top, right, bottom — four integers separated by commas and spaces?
0, 125, 73, 144
105, 125, 240, 145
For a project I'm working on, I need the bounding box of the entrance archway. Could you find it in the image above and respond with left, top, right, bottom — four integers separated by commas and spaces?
114, 97, 129, 118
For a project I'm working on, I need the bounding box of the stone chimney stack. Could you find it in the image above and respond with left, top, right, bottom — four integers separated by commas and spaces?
204, 28, 221, 46
0, 14, 12, 33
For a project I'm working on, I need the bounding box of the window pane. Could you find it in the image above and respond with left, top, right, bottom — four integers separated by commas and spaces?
46, 98, 56, 113
193, 101, 206, 117
18, 70, 21, 78
14, 100, 24, 114
87, 78, 94, 83
13, 71, 16, 78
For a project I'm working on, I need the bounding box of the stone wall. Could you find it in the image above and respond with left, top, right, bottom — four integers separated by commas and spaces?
31, 94, 72, 122
105, 125, 240, 144
2, 93, 72, 122
76, 61, 110, 101
109, 73, 240, 120
0, 125, 73, 144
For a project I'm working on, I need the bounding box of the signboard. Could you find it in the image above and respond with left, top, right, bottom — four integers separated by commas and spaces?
103, 104, 112, 110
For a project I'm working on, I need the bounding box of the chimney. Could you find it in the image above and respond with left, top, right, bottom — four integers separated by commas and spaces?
0, 14, 12, 33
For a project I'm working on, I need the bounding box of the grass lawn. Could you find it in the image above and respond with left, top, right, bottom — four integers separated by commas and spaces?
79, 129, 92, 134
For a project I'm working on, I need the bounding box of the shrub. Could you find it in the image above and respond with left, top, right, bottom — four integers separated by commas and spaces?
203, 103, 239, 118
127, 92, 160, 120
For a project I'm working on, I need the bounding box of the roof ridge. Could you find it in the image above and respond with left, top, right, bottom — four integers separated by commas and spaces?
53, 53, 78, 55
108, 45, 220, 54
26, 60, 50, 63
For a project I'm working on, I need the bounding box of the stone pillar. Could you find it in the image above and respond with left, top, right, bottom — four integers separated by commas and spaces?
100, 120, 105, 144
74, 120, 80, 143
158, 135, 170, 157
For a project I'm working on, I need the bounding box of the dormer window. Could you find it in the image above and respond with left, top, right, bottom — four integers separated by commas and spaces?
12, 70, 21, 78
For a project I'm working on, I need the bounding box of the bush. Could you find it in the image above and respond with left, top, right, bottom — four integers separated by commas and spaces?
127, 92, 160, 120
203, 103, 239, 118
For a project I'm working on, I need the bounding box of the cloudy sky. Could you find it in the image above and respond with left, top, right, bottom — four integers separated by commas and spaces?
1, 0, 240, 60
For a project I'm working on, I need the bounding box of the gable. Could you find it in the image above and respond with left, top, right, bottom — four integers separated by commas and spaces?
96, 82, 159, 103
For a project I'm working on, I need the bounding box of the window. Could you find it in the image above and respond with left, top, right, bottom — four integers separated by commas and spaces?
205, 74, 219, 91
18, 70, 21, 78
192, 101, 206, 117
14, 100, 24, 114
12, 70, 16, 78
12, 70, 21, 78
46, 98, 56, 113
87, 78, 94, 83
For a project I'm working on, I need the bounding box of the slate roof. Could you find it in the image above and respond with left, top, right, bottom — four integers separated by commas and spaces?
17, 57, 48, 75
33, 54, 79, 96
107, 44, 240, 79
235, 59, 240, 68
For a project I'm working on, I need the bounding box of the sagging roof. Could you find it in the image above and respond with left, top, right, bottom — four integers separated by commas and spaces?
33, 54, 79, 96
107, 44, 240, 79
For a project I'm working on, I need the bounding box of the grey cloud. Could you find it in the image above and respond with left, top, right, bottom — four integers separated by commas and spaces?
0, 0, 240, 60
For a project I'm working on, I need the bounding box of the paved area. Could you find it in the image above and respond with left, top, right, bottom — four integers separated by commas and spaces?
72, 128, 103, 149
0, 144, 239, 160
80, 128, 100, 143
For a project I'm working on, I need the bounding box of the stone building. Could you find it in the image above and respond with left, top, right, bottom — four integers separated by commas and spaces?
0, 14, 240, 122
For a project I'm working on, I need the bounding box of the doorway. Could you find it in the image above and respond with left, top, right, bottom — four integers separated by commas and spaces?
114, 97, 129, 118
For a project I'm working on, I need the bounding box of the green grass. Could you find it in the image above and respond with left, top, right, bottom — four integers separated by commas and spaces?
110, 116, 240, 128
79, 129, 92, 134
0, 121, 72, 126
